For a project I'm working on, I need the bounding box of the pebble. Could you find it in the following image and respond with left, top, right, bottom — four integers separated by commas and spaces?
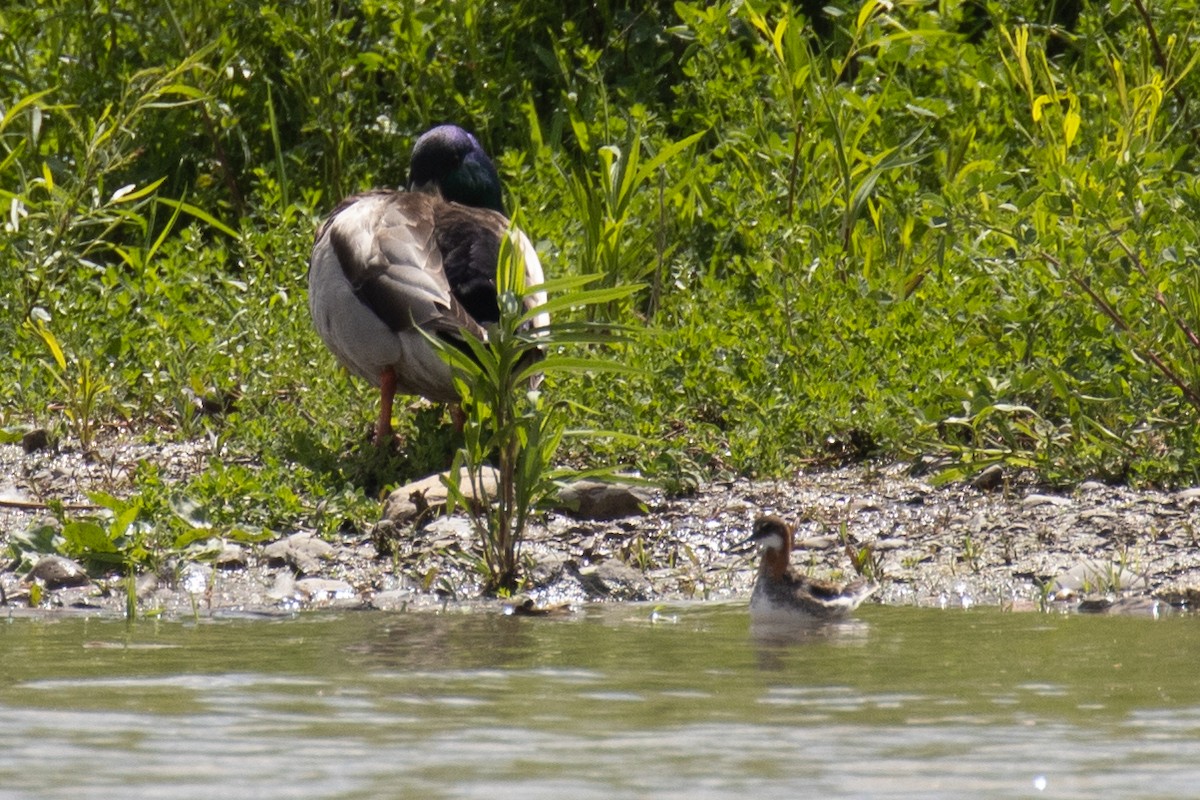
28, 556, 89, 589
295, 578, 358, 604
972, 464, 1004, 491
794, 535, 841, 551
574, 559, 652, 601
263, 532, 334, 575
555, 480, 653, 520
215, 544, 248, 570
381, 466, 500, 524
1023, 493, 1072, 508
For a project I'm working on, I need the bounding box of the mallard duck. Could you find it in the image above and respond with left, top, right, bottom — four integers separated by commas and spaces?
308, 124, 547, 443
742, 515, 878, 621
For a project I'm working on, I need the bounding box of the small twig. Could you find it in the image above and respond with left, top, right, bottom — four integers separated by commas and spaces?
1039, 249, 1200, 409
1067, 270, 1200, 410
0, 497, 100, 512
1131, 0, 1173, 86
1108, 232, 1200, 350
198, 101, 245, 217
785, 118, 804, 222
1130, 0, 1195, 139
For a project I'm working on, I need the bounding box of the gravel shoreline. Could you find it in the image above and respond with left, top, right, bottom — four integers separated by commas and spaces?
3, 435, 1200, 618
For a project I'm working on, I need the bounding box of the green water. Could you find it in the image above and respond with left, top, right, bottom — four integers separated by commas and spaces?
1, 604, 1198, 799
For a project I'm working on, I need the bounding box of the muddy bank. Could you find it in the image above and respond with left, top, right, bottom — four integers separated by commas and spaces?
2, 435, 1199, 618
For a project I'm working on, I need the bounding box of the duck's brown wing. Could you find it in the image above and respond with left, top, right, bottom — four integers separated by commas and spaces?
320, 191, 488, 342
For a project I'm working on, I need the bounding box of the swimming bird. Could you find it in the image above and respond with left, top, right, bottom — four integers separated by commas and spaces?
742, 515, 878, 621
308, 124, 548, 444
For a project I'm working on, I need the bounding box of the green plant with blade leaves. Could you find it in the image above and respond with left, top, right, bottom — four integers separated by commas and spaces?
436, 225, 644, 594
28, 319, 111, 451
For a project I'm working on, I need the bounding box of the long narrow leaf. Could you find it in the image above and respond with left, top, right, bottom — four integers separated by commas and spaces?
110, 176, 166, 204
635, 129, 707, 184
146, 194, 186, 262
516, 356, 643, 385
155, 196, 238, 238
517, 283, 647, 324
0, 88, 58, 134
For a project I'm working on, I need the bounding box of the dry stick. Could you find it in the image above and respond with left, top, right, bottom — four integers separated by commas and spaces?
1066, 269, 1200, 411
1108, 232, 1200, 350
199, 101, 245, 218
1041, 246, 1200, 408
647, 171, 666, 321
0, 497, 99, 512
163, 3, 245, 218
779, 117, 805, 349
785, 118, 804, 223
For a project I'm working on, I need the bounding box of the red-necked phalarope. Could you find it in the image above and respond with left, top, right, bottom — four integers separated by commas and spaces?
742, 515, 878, 620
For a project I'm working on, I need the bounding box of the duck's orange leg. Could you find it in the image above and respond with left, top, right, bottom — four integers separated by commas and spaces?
375, 366, 397, 445
450, 403, 467, 433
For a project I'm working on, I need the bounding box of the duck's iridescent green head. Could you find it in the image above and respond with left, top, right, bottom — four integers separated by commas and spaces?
408, 124, 504, 214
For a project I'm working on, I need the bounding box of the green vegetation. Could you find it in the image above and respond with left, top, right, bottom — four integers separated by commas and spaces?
437, 230, 642, 593
4, 1, 1200, 579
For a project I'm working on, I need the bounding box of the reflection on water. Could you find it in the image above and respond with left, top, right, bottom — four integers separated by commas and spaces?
2, 604, 1199, 799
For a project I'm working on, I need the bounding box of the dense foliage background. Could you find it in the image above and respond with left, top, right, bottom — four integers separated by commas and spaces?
4, 0, 1200, 543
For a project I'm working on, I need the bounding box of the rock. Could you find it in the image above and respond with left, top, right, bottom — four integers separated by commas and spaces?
1156, 586, 1200, 608
21, 428, 50, 454
382, 466, 500, 524
263, 532, 334, 575
0, 483, 31, 505
794, 534, 841, 551
1023, 493, 1071, 508
422, 516, 474, 541
1050, 558, 1148, 599
1174, 486, 1200, 504
573, 558, 652, 601
295, 578, 358, 604
136, 573, 159, 600
972, 464, 1004, 491
554, 480, 652, 520
527, 553, 569, 587
214, 543, 248, 570
1077, 596, 1162, 616
873, 537, 908, 552
266, 571, 296, 600
28, 555, 89, 589
370, 587, 416, 611
1075, 596, 1113, 613
960, 512, 987, 533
